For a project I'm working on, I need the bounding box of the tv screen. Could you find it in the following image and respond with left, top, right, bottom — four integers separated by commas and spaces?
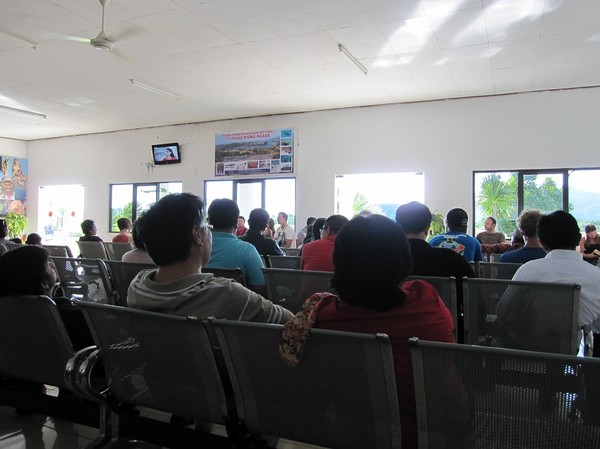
152, 143, 181, 165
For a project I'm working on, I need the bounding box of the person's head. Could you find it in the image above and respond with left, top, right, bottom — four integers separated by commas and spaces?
511, 227, 525, 246
166, 148, 174, 157
2, 178, 13, 195
306, 216, 316, 227
267, 218, 275, 230
81, 219, 97, 236
237, 216, 246, 228
25, 233, 42, 245
312, 217, 326, 241
446, 208, 469, 232
136, 193, 210, 266
277, 212, 288, 226
585, 224, 597, 239
395, 201, 432, 237
131, 221, 145, 250
0, 245, 56, 297
321, 215, 349, 239
0, 219, 8, 239
9, 238, 21, 244
208, 199, 240, 230
248, 208, 270, 231
332, 214, 412, 311
516, 210, 542, 238
537, 210, 581, 251
117, 217, 132, 232
484, 216, 497, 232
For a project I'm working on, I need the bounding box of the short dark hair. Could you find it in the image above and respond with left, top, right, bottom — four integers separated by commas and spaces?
395, 201, 432, 234
537, 210, 581, 251
25, 233, 42, 245
0, 219, 6, 239
332, 215, 411, 311
238, 216, 245, 222
486, 216, 497, 225
116, 217, 131, 231
585, 223, 597, 234
81, 219, 95, 235
131, 221, 145, 250
446, 208, 468, 231
278, 211, 288, 221
208, 199, 239, 229
306, 216, 316, 226
517, 210, 542, 238
0, 246, 52, 296
248, 208, 270, 230
136, 193, 206, 265
324, 214, 349, 235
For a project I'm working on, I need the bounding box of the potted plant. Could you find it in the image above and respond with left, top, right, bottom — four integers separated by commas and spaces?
4, 212, 27, 239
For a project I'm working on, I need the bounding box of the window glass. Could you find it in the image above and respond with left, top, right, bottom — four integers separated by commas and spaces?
474, 172, 517, 236
110, 184, 134, 233
569, 169, 600, 230
265, 178, 296, 227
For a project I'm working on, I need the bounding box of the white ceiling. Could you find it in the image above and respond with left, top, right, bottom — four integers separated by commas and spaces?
1, 0, 599, 141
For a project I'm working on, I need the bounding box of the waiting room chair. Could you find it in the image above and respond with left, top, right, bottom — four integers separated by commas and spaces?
410, 338, 600, 449
51, 256, 109, 303
98, 260, 154, 307
210, 319, 402, 449
4, 242, 23, 251
283, 248, 301, 257
406, 275, 458, 341
43, 244, 74, 258
462, 277, 581, 354
262, 267, 334, 313
0, 295, 99, 426
471, 261, 523, 279
77, 240, 108, 260
203, 267, 247, 286
103, 242, 133, 261
76, 302, 231, 448
266, 255, 301, 269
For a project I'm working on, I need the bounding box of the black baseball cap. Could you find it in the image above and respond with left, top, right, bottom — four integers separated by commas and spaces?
446, 208, 468, 227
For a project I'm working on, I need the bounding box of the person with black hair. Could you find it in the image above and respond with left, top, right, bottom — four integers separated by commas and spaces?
297, 216, 316, 245
128, 193, 291, 324
279, 214, 455, 449
79, 219, 102, 242
274, 211, 295, 248
300, 214, 348, 271
0, 245, 93, 350
240, 208, 284, 257
25, 233, 42, 245
579, 223, 600, 265
206, 198, 268, 297
395, 201, 475, 278
501, 210, 600, 335
121, 221, 153, 264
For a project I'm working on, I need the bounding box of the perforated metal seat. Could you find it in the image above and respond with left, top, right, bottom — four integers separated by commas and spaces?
266, 255, 301, 269
262, 267, 333, 313
103, 242, 133, 261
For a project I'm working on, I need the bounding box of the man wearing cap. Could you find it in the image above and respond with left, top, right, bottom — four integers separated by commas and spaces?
429, 208, 484, 273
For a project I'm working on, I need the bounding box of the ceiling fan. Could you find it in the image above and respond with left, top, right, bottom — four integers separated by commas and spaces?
90, 0, 115, 51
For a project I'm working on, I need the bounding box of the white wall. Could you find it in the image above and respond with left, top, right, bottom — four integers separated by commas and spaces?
25, 87, 600, 238
0, 138, 27, 158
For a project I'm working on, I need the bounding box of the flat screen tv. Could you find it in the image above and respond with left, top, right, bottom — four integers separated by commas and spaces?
152, 143, 181, 165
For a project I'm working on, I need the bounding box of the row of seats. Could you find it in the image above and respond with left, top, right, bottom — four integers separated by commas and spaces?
1, 295, 598, 448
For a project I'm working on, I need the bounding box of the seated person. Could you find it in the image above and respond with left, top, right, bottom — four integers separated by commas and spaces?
122, 223, 154, 265
235, 216, 248, 237
206, 199, 268, 297
112, 217, 133, 243
500, 210, 546, 263
240, 208, 284, 257
300, 215, 348, 272
79, 219, 102, 242
0, 245, 93, 350
128, 193, 292, 324
579, 223, 600, 265
297, 216, 316, 246
25, 233, 42, 245
476, 216, 506, 244
280, 214, 456, 449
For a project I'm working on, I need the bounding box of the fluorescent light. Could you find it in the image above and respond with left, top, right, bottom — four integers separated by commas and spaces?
0, 30, 36, 49
130, 79, 180, 101
338, 44, 368, 75
0, 104, 46, 119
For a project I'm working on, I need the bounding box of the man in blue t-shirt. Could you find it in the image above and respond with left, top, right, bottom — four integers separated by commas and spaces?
429, 208, 483, 274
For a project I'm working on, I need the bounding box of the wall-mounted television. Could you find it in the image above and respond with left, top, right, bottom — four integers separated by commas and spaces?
152, 143, 181, 165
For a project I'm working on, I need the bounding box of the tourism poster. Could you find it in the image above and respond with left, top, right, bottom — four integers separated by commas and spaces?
0, 156, 27, 216
215, 128, 294, 176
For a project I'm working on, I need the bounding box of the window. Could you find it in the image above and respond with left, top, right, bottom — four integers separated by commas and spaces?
473, 168, 600, 235
204, 178, 296, 226
335, 172, 425, 219
109, 182, 182, 232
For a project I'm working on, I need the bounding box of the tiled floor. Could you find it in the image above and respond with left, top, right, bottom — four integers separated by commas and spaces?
0, 387, 324, 449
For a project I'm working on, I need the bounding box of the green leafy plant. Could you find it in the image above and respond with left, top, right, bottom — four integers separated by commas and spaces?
4, 212, 27, 239
429, 211, 445, 238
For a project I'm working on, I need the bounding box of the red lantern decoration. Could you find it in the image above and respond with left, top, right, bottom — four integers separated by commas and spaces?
48, 211, 53, 217
71, 211, 76, 217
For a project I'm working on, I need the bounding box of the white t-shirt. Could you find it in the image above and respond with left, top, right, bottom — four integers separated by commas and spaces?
275, 224, 296, 248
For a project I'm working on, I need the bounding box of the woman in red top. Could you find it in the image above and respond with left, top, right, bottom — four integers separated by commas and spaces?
280, 214, 456, 449
113, 217, 133, 244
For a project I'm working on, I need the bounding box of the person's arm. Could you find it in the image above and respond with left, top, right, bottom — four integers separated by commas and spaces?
579, 237, 587, 255
231, 284, 293, 323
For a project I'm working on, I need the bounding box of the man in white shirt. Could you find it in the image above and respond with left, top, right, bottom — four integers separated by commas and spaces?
499, 210, 600, 337
274, 211, 296, 249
